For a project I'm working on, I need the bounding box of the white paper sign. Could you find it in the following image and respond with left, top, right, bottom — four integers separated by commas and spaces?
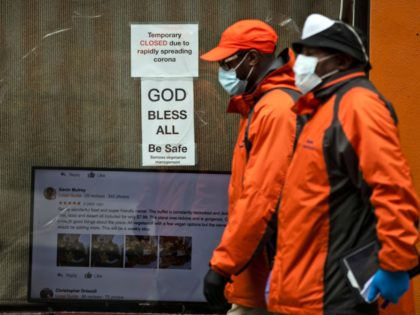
141, 78, 195, 166
131, 24, 198, 77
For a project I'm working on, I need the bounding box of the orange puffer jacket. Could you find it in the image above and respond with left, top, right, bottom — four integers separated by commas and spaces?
209, 48, 300, 308
268, 70, 419, 315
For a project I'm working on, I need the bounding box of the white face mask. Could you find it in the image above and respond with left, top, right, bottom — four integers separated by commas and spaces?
218, 52, 254, 96
293, 54, 338, 94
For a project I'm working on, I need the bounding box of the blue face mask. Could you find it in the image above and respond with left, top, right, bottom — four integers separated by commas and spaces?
218, 53, 254, 96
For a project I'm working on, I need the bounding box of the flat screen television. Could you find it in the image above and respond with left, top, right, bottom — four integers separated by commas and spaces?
29, 167, 230, 312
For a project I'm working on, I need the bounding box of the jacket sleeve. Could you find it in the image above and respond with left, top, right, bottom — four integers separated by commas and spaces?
339, 87, 419, 272
210, 90, 296, 276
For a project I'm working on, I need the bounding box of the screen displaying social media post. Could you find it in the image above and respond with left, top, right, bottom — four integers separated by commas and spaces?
29, 168, 229, 304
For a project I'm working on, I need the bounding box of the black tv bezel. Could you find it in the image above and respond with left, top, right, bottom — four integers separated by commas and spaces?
28, 166, 230, 313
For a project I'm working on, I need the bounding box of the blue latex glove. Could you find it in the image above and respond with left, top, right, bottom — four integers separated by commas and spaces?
367, 268, 409, 304
265, 271, 272, 305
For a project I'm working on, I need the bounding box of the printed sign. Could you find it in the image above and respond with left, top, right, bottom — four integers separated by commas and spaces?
131, 24, 198, 77
29, 168, 230, 304
141, 78, 195, 166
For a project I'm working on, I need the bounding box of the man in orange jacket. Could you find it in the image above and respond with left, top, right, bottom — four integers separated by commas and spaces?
200, 20, 300, 315
267, 14, 419, 315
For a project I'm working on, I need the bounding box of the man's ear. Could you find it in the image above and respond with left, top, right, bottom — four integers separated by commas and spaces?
247, 50, 260, 66
337, 53, 354, 71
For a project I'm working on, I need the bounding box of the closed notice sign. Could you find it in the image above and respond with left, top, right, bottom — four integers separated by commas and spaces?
131, 24, 198, 78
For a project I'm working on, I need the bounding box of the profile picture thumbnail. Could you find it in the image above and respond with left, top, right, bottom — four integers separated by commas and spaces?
57, 233, 90, 267
125, 235, 158, 268
91, 234, 124, 268
43, 187, 56, 200
159, 236, 192, 269
39, 287, 54, 299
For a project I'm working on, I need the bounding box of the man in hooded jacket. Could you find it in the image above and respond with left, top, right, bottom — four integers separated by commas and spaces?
267, 14, 419, 315
200, 19, 300, 315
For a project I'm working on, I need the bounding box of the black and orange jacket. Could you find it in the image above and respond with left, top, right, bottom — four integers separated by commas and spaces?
210, 48, 300, 308
268, 69, 419, 315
